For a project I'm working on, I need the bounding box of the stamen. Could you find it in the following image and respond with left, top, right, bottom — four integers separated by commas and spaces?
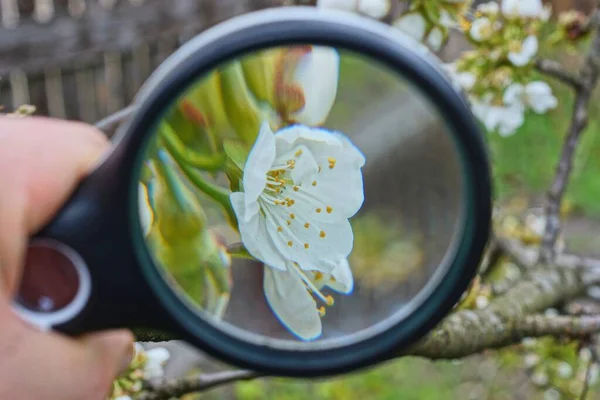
312, 180, 317, 186
319, 230, 326, 238
328, 157, 336, 169
304, 223, 310, 228
290, 213, 295, 219
318, 306, 326, 317
314, 272, 323, 280
326, 206, 333, 213
304, 243, 309, 249
287, 220, 292, 225
293, 186, 299, 192
277, 226, 283, 232
287, 241, 293, 247
295, 149, 303, 157
316, 208, 322, 213
289, 263, 331, 305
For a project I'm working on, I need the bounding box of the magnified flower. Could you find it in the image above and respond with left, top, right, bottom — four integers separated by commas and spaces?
502, 0, 543, 18
264, 257, 353, 339
275, 46, 340, 127
504, 81, 558, 114
393, 13, 427, 42
230, 122, 365, 338
508, 35, 538, 67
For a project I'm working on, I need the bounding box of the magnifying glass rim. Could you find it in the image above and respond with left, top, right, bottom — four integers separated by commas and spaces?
126, 7, 491, 377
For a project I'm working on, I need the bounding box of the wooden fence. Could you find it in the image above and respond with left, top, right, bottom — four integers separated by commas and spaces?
0, 0, 280, 122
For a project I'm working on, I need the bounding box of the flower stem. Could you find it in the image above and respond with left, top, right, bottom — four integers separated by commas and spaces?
160, 122, 226, 171
174, 157, 238, 228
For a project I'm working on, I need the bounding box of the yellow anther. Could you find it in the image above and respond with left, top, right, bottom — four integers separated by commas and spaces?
318, 306, 326, 317
319, 230, 326, 238
279, 179, 285, 184
287, 220, 292, 225
304, 223, 310, 228
326, 206, 333, 213
276, 188, 281, 193
274, 200, 280, 205
290, 213, 295, 219
304, 243, 309, 249
287, 241, 293, 247
293, 186, 299, 192
277, 226, 283, 232
314, 272, 323, 280
312, 180, 317, 186
330, 276, 336, 282
328, 157, 336, 169
295, 149, 303, 157
326, 295, 334, 306
316, 208, 322, 213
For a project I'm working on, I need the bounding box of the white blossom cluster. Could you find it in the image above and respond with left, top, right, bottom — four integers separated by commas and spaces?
444, 0, 557, 136
110, 344, 171, 400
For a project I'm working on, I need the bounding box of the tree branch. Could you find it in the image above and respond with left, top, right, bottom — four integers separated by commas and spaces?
137, 370, 263, 400
541, 9, 600, 263
535, 58, 583, 89
405, 265, 595, 359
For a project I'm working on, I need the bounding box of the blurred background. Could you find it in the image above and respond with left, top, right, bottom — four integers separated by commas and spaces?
2, 0, 600, 399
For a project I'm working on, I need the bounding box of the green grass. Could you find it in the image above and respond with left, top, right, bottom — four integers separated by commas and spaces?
488, 67, 600, 217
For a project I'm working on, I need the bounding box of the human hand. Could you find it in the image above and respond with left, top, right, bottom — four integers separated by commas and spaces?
0, 117, 134, 400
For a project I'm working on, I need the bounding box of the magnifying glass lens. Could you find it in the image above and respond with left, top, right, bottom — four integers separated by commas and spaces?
138, 45, 465, 349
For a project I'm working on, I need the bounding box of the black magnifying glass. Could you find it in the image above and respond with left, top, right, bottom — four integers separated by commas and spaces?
12, 7, 491, 377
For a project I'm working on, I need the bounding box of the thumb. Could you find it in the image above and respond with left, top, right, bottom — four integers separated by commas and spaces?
1, 306, 134, 400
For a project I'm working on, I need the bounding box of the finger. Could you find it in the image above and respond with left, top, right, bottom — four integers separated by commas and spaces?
0, 116, 109, 295
0, 307, 133, 400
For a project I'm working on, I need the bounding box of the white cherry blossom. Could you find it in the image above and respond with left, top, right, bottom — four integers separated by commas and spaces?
502, 0, 544, 18
393, 13, 427, 42
231, 122, 365, 339
444, 63, 477, 91
427, 27, 445, 51
477, 1, 500, 15
508, 35, 538, 67
287, 46, 340, 126
470, 17, 494, 41
316, 0, 357, 11
356, 0, 390, 19
134, 344, 171, 379
471, 97, 525, 136
504, 81, 558, 114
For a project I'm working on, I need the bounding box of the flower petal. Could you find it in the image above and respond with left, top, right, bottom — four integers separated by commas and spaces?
243, 122, 277, 217
290, 46, 340, 126
357, 0, 390, 19
508, 36, 538, 67
314, 257, 354, 294
426, 27, 445, 51
263, 265, 322, 340
525, 81, 558, 113
273, 144, 319, 185
503, 83, 525, 107
394, 13, 427, 42
262, 200, 354, 272
231, 192, 287, 270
